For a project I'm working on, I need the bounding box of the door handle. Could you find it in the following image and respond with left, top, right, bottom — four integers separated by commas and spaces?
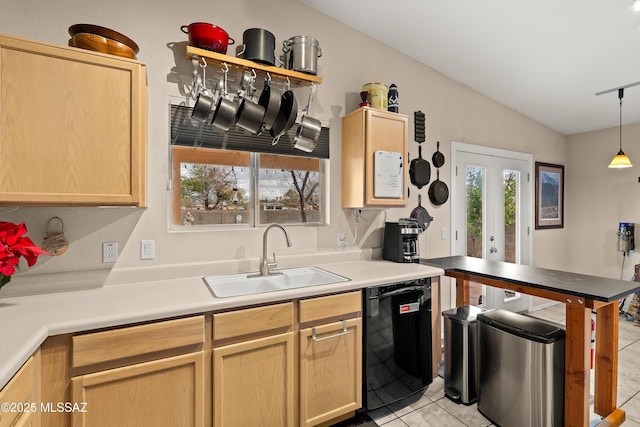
311, 320, 350, 342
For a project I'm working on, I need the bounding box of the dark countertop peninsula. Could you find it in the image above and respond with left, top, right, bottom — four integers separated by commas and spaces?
422, 255, 640, 303
421, 255, 633, 427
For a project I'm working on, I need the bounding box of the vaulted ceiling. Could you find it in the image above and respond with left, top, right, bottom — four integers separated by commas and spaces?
301, 0, 640, 135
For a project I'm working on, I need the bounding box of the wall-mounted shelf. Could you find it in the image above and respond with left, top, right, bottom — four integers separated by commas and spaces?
186, 45, 322, 85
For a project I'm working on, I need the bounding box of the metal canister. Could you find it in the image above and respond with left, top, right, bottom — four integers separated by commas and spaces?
238, 28, 276, 65
362, 82, 388, 110
617, 222, 635, 253
282, 35, 322, 75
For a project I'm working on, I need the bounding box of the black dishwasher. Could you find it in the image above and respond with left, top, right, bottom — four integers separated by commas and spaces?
363, 278, 432, 410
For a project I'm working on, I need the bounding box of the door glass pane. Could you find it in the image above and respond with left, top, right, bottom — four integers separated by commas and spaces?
466, 166, 484, 258
503, 169, 518, 263
466, 166, 485, 305
502, 169, 520, 302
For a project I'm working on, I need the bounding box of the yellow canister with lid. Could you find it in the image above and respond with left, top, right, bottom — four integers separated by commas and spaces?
362, 83, 388, 110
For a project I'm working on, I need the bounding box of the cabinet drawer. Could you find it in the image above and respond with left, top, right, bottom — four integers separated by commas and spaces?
213, 302, 293, 341
299, 291, 361, 324
72, 316, 205, 368
0, 356, 38, 427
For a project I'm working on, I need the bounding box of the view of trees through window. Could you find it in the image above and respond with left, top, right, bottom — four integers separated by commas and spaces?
180, 163, 250, 225
258, 159, 320, 224
172, 147, 322, 226
466, 167, 517, 260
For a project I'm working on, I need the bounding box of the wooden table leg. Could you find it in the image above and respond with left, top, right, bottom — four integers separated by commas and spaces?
564, 301, 591, 427
594, 302, 619, 417
456, 278, 470, 307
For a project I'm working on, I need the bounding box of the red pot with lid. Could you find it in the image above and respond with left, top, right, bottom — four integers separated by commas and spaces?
181, 22, 235, 54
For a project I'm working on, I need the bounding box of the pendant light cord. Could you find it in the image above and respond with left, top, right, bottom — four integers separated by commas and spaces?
619, 88, 624, 152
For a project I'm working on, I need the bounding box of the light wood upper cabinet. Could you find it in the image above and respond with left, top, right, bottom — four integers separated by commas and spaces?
0, 352, 40, 427
342, 107, 408, 208
0, 34, 147, 206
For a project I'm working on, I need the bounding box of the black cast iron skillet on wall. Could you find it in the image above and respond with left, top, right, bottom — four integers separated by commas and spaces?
428, 169, 449, 205
409, 146, 430, 189
432, 141, 445, 168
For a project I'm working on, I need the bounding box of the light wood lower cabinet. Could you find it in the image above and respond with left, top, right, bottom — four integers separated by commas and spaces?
210, 294, 362, 427
212, 333, 295, 427
71, 352, 204, 427
212, 303, 295, 427
299, 318, 362, 427
11, 411, 37, 427
0, 352, 40, 427
62, 315, 206, 427
34, 293, 364, 427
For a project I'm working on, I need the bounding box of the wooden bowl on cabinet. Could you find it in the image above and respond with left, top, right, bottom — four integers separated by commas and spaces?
69, 24, 139, 54
71, 33, 136, 59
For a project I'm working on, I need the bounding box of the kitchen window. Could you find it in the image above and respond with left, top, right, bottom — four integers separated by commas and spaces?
258, 154, 321, 225
171, 146, 324, 227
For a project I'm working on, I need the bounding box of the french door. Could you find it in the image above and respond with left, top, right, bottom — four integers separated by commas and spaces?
451, 142, 533, 312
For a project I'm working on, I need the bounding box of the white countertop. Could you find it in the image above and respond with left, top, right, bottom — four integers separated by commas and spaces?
0, 259, 442, 389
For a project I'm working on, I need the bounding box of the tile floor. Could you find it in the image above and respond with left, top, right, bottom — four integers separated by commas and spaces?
362, 303, 640, 426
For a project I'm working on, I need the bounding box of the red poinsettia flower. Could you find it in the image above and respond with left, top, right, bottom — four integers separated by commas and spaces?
0, 221, 48, 277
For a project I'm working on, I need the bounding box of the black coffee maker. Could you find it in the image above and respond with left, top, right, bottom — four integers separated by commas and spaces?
383, 219, 421, 263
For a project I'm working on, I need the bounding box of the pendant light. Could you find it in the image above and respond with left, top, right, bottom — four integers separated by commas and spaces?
608, 88, 633, 168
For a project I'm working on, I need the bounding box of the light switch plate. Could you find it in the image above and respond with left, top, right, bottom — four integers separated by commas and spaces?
140, 240, 155, 260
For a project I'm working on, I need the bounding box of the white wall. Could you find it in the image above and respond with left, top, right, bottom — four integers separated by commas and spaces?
0, 0, 571, 308
567, 123, 640, 281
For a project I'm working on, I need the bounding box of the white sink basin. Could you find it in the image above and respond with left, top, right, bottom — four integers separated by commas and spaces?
203, 266, 350, 298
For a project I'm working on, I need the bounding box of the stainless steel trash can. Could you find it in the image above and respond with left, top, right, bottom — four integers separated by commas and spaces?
442, 305, 487, 404
477, 309, 565, 427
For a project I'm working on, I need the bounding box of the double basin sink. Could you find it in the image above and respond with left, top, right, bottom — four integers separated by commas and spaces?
203, 266, 350, 298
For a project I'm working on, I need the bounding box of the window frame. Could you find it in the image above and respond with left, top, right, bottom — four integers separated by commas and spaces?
170, 146, 326, 228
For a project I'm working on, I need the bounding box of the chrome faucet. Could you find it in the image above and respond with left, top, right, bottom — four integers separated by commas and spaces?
259, 224, 292, 276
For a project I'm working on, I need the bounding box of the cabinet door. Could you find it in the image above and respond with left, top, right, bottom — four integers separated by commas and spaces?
342, 107, 408, 208
71, 352, 204, 427
0, 36, 147, 206
363, 109, 408, 206
11, 411, 36, 427
0, 354, 40, 427
299, 318, 362, 427
213, 332, 295, 427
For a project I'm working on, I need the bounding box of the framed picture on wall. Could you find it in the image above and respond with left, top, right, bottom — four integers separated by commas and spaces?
535, 162, 564, 229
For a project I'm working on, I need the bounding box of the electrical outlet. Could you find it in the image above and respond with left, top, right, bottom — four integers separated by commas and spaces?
102, 242, 118, 263
441, 227, 448, 240
337, 232, 347, 247
140, 240, 155, 260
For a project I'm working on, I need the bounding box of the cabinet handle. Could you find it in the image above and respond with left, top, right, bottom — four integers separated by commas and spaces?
311, 320, 350, 342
